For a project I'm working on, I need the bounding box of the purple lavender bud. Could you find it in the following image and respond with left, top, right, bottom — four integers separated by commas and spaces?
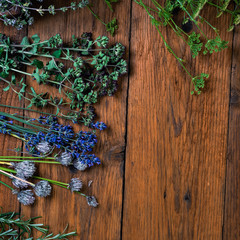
68, 178, 83, 192
86, 196, 98, 207
56, 152, 72, 166
11, 161, 36, 179
34, 180, 52, 197
14, 189, 35, 205
36, 141, 51, 154
73, 159, 88, 171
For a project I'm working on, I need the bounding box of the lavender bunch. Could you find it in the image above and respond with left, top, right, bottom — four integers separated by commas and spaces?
0, 33, 127, 125
0, 164, 98, 207
0, 112, 106, 170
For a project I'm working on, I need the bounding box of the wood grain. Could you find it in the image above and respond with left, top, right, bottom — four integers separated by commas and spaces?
0, 1, 239, 239
223, 25, 240, 240
0, 23, 26, 213
122, 1, 233, 239
19, 1, 131, 239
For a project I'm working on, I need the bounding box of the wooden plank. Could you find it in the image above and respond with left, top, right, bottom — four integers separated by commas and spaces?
122, 2, 232, 239
223, 25, 240, 240
20, 1, 131, 239
0, 22, 26, 213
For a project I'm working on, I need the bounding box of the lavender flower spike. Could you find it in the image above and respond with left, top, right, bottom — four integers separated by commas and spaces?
34, 180, 52, 197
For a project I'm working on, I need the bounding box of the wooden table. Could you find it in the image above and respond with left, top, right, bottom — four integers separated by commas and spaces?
0, 1, 239, 239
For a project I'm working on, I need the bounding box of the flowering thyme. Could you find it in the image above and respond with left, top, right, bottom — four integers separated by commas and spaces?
0, 33, 127, 125
0, 0, 118, 35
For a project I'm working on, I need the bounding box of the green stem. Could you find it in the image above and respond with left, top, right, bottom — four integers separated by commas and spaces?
0, 156, 54, 159
0, 180, 14, 191
87, 6, 106, 26
0, 159, 60, 164
0, 170, 35, 187
0, 104, 76, 122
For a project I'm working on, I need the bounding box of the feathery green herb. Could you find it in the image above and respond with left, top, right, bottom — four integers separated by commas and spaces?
134, 0, 239, 94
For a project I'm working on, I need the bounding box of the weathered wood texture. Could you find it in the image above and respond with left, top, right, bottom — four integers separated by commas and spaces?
122, 1, 233, 240
20, 0, 131, 239
0, 1, 239, 239
223, 25, 240, 240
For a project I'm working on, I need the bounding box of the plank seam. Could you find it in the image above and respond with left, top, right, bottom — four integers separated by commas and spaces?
222, 26, 235, 240
18, 24, 29, 235
120, 1, 133, 239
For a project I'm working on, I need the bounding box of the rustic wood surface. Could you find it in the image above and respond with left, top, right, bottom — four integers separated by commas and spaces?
0, 0, 239, 239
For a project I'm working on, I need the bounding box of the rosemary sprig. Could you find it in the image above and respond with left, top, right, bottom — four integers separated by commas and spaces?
0, 207, 77, 239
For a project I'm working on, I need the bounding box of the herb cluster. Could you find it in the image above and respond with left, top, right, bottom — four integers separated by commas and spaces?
0, 162, 98, 207
0, 112, 105, 169
0, 32, 127, 125
134, 0, 239, 94
0, 0, 118, 35
0, 208, 77, 239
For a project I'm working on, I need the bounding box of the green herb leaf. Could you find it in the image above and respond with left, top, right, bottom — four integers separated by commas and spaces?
3, 85, 10, 91
21, 36, 30, 46
52, 49, 62, 58
31, 59, 44, 69
31, 34, 40, 43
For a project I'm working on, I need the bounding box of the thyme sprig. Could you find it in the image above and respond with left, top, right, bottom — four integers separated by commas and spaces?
0, 208, 77, 239
0, 33, 127, 125
0, 0, 118, 35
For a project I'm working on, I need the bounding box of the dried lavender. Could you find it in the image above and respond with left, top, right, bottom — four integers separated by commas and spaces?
68, 178, 83, 192
11, 161, 36, 178
56, 152, 72, 166
13, 189, 35, 205
0, 113, 102, 170
36, 141, 52, 154
0, 167, 98, 207
34, 180, 52, 197
86, 196, 98, 207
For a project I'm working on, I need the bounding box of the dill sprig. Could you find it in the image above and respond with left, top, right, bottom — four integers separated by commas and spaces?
133, 0, 239, 94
